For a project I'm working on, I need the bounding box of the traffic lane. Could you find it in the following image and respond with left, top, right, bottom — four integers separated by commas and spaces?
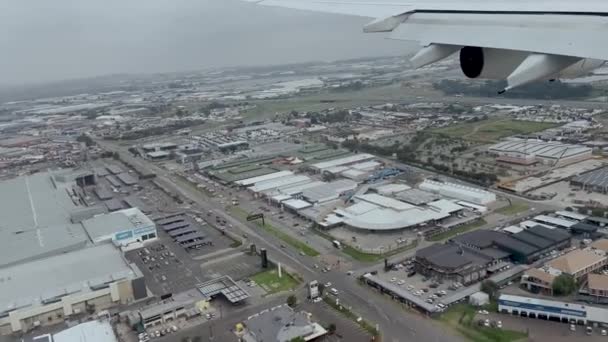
318, 271, 464, 342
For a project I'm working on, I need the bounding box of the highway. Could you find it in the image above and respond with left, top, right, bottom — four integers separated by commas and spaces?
97, 139, 464, 342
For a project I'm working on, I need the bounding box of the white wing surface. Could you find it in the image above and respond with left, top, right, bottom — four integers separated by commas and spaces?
247, 0, 608, 90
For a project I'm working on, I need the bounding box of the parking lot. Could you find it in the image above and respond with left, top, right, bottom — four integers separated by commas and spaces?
375, 258, 516, 309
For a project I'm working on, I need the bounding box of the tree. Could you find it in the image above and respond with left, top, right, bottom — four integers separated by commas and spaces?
290, 337, 306, 342
327, 323, 337, 334
553, 274, 577, 296
480, 280, 499, 299
287, 295, 297, 307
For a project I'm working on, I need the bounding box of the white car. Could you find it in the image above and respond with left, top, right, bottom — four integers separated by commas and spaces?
397, 280, 406, 286
313, 297, 323, 303
325, 282, 332, 288
497, 321, 502, 329
390, 277, 397, 283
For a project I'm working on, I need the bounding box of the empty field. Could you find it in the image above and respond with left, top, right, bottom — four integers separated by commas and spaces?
251, 268, 299, 295
432, 119, 559, 143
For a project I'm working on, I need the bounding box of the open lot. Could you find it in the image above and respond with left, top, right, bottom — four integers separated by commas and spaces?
431, 119, 559, 143
251, 268, 299, 295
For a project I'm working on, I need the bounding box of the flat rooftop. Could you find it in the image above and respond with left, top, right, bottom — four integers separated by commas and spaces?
0, 171, 89, 267
0, 244, 136, 315
82, 208, 154, 242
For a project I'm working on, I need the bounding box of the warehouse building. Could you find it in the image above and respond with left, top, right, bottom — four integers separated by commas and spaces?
571, 167, 608, 194
330, 194, 458, 231
489, 139, 592, 166
0, 244, 146, 335
301, 179, 357, 204
235, 170, 294, 187
0, 171, 92, 268
82, 208, 157, 247
452, 225, 571, 264
241, 305, 327, 342
497, 294, 608, 325
309, 153, 375, 172
419, 179, 496, 205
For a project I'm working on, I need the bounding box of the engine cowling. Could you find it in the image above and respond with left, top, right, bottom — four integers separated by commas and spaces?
459, 46, 605, 81
459, 47, 528, 79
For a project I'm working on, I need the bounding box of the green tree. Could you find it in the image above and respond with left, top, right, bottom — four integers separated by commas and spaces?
290, 337, 306, 342
480, 280, 499, 300
553, 274, 577, 296
287, 295, 298, 307
327, 323, 337, 334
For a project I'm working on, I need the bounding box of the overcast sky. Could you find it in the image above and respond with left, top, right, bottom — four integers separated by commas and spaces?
0, 0, 416, 86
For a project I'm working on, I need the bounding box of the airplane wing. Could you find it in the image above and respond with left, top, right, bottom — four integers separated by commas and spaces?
247, 0, 608, 91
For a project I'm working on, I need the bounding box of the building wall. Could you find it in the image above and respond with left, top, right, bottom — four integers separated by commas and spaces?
112, 225, 157, 247
2, 279, 137, 334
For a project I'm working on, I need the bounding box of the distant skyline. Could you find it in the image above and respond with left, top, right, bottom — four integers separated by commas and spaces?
0, 0, 416, 86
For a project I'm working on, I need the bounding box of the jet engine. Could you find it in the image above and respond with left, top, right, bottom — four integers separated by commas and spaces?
459, 47, 528, 79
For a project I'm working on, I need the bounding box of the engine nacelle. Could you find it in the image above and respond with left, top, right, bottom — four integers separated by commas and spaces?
459, 47, 528, 79
459, 46, 605, 81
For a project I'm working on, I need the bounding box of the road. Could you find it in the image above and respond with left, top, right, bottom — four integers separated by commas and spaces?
97, 139, 464, 342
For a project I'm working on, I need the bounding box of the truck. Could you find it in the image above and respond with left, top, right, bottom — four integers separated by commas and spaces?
332, 240, 341, 249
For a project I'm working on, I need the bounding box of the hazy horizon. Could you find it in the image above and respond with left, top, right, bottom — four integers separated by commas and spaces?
0, 0, 416, 87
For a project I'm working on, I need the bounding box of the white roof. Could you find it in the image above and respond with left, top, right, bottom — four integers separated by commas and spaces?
341, 169, 368, 179
456, 201, 488, 213
343, 206, 448, 230
419, 179, 496, 205
355, 194, 415, 211
555, 210, 587, 221
248, 175, 311, 193
302, 179, 358, 203
236, 170, 293, 186
490, 139, 592, 159
283, 199, 312, 210
534, 215, 577, 228
0, 244, 135, 315
503, 225, 524, 234
311, 153, 374, 170
271, 194, 293, 203
342, 201, 379, 215
147, 151, 170, 158
520, 220, 556, 230
53, 320, 118, 342
350, 161, 382, 171
323, 166, 349, 174
275, 181, 326, 196
373, 183, 412, 195
428, 199, 464, 214
82, 207, 155, 241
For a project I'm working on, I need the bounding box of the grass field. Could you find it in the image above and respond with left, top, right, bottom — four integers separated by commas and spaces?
495, 202, 530, 216
229, 207, 320, 256
251, 268, 299, 295
432, 119, 560, 143
242, 83, 415, 120
428, 219, 487, 242
441, 304, 527, 342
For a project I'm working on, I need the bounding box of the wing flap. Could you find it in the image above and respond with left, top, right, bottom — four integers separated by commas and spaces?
390, 13, 608, 61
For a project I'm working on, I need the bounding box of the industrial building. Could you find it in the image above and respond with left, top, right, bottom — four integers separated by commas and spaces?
415, 243, 508, 284
0, 171, 92, 268
453, 225, 571, 264
498, 294, 608, 325
82, 208, 157, 247
240, 305, 327, 342
330, 194, 460, 231
31, 320, 119, 342
489, 139, 592, 166
588, 274, 608, 299
571, 167, 608, 194
419, 179, 496, 205
300, 179, 357, 204
0, 244, 146, 334
309, 153, 375, 172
